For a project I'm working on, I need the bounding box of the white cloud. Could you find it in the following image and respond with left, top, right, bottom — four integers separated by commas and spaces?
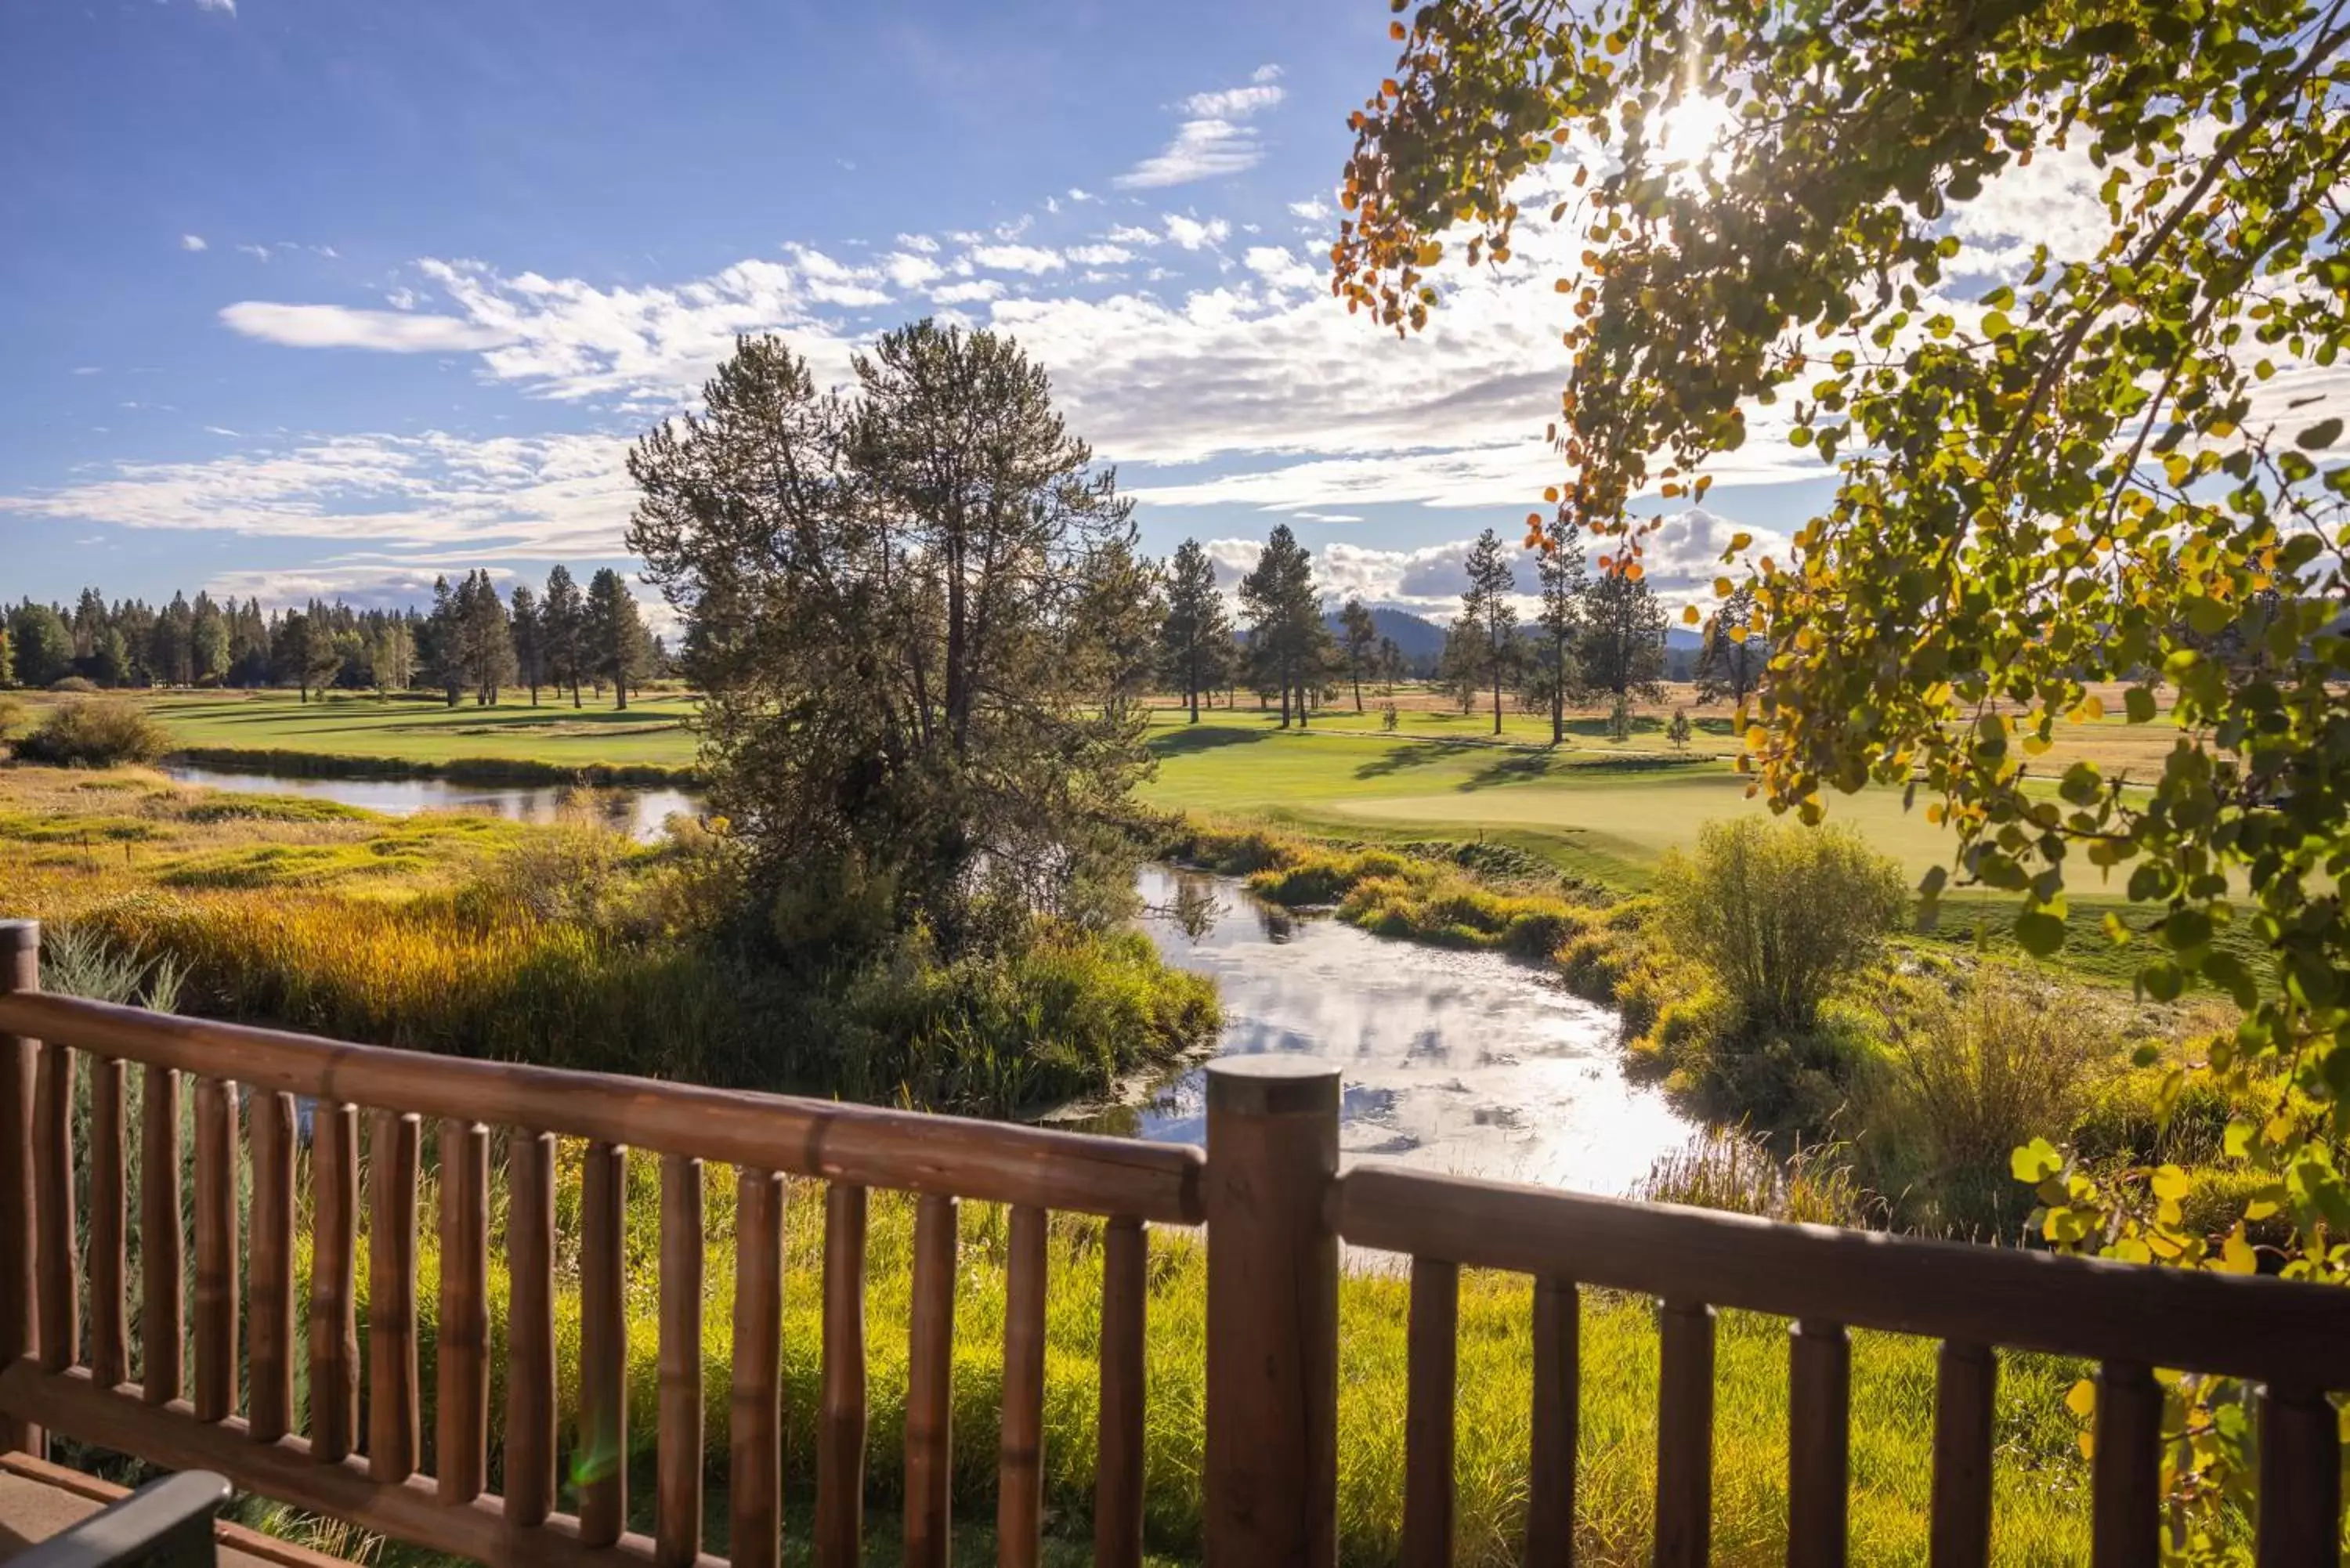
70, 367, 100, 377
896, 233, 940, 254
1067, 187, 1094, 203
237, 243, 272, 262
783, 246, 893, 307
1115, 69, 1285, 190
1104, 224, 1160, 246
2, 431, 636, 558
968, 244, 1065, 274
179, 233, 208, 252
384, 287, 420, 310
1182, 84, 1284, 119
884, 251, 944, 289
1064, 244, 1135, 267
193, 0, 234, 13
931, 280, 1004, 304
1243, 245, 1316, 290
1286, 198, 1330, 221
219, 302, 517, 353
1162, 214, 1231, 251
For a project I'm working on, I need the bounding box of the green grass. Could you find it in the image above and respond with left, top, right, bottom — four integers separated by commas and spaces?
139, 690, 703, 779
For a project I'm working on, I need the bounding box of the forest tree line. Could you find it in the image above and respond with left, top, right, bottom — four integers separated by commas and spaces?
0, 565, 665, 707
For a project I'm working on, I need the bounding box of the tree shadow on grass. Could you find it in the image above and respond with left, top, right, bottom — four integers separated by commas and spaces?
1147, 724, 1276, 758
1353, 740, 1469, 781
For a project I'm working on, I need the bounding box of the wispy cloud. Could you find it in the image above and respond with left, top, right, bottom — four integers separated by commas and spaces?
1115, 65, 1285, 190
193, 0, 235, 14
179, 233, 208, 252
968, 244, 1065, 274
219, 302, 516, 353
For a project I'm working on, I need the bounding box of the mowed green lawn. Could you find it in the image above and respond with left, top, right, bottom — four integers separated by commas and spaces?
1138, 708, 1965, 884
143, 689, 703, 771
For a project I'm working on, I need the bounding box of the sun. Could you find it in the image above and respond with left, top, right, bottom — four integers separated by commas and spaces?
1650, 90, 1737, 190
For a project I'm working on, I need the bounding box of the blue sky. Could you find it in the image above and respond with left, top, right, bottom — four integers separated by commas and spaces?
2, 0, 1909, 623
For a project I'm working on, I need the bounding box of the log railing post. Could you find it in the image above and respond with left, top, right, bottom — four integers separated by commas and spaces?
1204, 1055, 1340, 1568
1, 919, 40, 1456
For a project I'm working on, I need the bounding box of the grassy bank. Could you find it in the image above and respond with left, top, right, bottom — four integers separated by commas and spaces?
0, 766, 1217, 1115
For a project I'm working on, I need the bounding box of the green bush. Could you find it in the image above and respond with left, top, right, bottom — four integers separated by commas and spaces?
1651, 818, 1905, 1030
15, 700, 174, 768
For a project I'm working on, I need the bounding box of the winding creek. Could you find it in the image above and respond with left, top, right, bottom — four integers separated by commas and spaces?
162, 761, 1695, 1192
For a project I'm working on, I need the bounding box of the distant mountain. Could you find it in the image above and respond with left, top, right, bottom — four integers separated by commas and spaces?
1323, 606, 1448, 672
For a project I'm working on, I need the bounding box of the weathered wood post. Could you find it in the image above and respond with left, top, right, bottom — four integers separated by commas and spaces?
1204, 1055, 1340, 1567
1, 919, 42, 1456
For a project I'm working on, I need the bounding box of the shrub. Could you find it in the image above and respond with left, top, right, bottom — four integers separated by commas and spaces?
48, 675, 98, 694
0, 695, 26, 741
1878, 972, 2106, 1179
16, 701, 173, 768
1651, 817, 1906, 1030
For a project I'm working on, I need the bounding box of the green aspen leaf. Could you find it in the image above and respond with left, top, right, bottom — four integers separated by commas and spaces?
2297, 417, 2345, 450
2124, 685, 2156, 724
2015, 909, 2066, 956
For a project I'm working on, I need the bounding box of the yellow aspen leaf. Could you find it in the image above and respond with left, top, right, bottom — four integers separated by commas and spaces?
1713, 576, 1733, 596
2219, 1227, 2258, 1274
2065, 1378, 2098, 1419
1543, 486, 1560, 503
1730, 532, 1753, 551
2150, 1165, 2189, 1201
1623, 562, 1643, 581
1682, 605, 1701, 624
1413, 240, 1443, 267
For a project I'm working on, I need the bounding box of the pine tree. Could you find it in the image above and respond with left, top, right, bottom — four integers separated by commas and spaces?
1456, 528, 1520, 735
1529, 517, 1589, 744
584, 568, 648, 710
541, 565, 586, 709
1238, 525, 1325, 728
509, 584, 544, 706
1581, 566, 1668, 714
1157, 538, 1231, 723
1338, 598, 1380, 713
1695, 584, 1766, 709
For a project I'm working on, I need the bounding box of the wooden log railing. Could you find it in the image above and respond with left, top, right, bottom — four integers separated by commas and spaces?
0, 921, 1196, 1568
4, 919, 2350, 1567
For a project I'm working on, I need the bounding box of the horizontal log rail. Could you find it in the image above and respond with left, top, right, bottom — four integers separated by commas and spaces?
5, 918, 2349, 1568
1332, 1163, 2350, 1387
0, 991, 1202, 1224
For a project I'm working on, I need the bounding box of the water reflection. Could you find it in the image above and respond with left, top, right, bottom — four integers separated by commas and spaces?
1098, 865, 1693, 1194
161, 764, 697, 844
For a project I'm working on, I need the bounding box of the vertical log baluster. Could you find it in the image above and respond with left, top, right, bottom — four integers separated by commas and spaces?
367, 1110, 420, 1483
0, 921, 38, 1457
1788, 1319, 1851, 1568
34, 1039, 77, 1375
732, 1170, 786, 1568
1202, 1059, 1342, 1568
2257, 1384, 2341, 1568
308, 1102, 359, 1461
436, 1121, 490, 1505
577, 1140, 628, 1547
1403, 1257, 1461, 1568
1929, 1342, 1996, 1568
88, 1057, 128, 1391
817, 1183, 869, 1568
1527, 1277, 1579, 1568
2091, 1361, 2160, 1568
1654, 1299, 1716, 1568
903, 1193, 959, 1568
504, 1131, 557, 1528
657, 1154, 706, 1568
1094, 1216, 1148, 1568
999, 1205, 1048, 1568
140, 1064, 183, 1409
248, 1090, 297, 1443
192, 1078, 240, 1423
